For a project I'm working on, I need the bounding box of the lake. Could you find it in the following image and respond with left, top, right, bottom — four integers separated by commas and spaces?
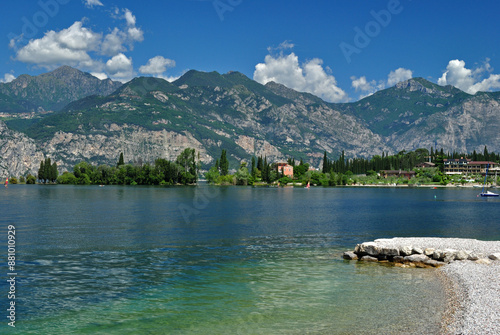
1, 184, 499, 334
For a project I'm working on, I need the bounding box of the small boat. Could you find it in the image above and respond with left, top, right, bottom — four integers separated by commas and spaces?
4, 178, 8, 188
478, 163, 499, 197
305, 181, 310, 189
480, 190, 499, 197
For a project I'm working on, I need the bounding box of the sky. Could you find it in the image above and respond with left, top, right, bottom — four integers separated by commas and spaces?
1, 0, 500, 102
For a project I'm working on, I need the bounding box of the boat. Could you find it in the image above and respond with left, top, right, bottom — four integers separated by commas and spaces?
305, 181, 310, 189
479, 163, 499, 197
4, 178, 8, 188
480, 190, 499, 197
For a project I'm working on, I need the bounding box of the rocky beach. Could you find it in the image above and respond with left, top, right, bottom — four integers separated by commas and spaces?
343, 238, 500, 335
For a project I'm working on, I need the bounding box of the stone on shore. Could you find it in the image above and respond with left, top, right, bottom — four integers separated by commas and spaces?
400, 245, 413, 256
345, 237, 500, 266
360, 255, 378, 262
489, 253, 500, 261
424, 248, 435, 256
342, 251, 358, 260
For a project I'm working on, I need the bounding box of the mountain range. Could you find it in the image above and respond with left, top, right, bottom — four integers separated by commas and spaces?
1, 66, 499, 177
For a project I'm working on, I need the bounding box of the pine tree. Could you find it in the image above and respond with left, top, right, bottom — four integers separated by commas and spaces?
257, 156, 263, 172
117, 152, 125, 167
44, 158, 51, 183
220, 150, 229, 176
322, 151, 329, 173
484, 146, 489, 161
51, 162, 58, 183
38, 160, 45, 183
262, 156, 268, 182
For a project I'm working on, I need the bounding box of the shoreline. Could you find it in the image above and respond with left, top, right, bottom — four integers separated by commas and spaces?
343, 238, 500, 335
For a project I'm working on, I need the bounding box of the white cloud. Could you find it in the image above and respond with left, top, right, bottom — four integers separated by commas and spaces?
139, 56, 176, 75
101, 27, 126, 56
12, 9, 147, 80
127, 27, 143, 42
101, 9, 143, 56
90, 72, 108, 80
0, 73, 16, 83
105, 53, 134, 81
83, 0, 104, 8
158, 74, 181, 82
351, 76, 376, 92
351, 67, 413, 99
387, 67, 413, 86
438, 59, 500, 94
253, 51, 348, 103
124, 9, 136, 26
15, 21, 101, 69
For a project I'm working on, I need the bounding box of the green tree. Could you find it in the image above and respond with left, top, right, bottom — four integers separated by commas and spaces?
205, 166, 220, 184
57, 172, 78, 184
51, 162, 58, 183
322, 151, 329, 173
176, 148, 198, 184
235, 162, 250, 185
117, 152, 125, 167
26, 174, 36, 184
44, 158, 52, 183
38, 159, 45, 183
219, 149, 229, 176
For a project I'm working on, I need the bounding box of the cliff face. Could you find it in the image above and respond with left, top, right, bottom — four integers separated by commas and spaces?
0, 122, 44, 178
43, 124, 213, 172
1, 68, 500, 178
390, 94, 500, 153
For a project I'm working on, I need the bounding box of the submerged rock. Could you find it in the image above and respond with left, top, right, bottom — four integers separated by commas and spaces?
343, 251, 358, 260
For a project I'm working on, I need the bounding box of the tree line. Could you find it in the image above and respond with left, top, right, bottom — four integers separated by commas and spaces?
204, 146, 500, 187
56, 148, 199, 185
322, 146, 499, 175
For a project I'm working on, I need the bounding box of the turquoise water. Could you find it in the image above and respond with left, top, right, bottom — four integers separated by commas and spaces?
1, 185, 499, 334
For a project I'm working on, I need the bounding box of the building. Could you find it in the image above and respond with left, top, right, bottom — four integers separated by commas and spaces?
415, 162, 435, 168
277, 163, 294, 178
443, 159, 499, 175
380, 170, 416, 179
443, 158, 471, 175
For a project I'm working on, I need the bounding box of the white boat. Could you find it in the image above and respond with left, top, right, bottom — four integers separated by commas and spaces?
480, 190, 499, 197
479, 163, 499, 197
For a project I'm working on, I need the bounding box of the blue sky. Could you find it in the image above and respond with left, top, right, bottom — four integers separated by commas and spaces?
1, 0, 500, 102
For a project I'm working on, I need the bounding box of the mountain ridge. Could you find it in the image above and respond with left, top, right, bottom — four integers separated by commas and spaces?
1, 66, 500, 177
0, 65, 122, 113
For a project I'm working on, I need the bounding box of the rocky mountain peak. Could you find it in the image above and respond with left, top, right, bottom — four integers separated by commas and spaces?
395, 77, 467, 98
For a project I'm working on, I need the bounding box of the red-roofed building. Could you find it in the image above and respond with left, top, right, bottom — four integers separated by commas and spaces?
444, 159, 498, 175
277, 163, 294, 178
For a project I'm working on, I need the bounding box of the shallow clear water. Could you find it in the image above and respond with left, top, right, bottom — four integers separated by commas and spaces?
1, 185, 499, 334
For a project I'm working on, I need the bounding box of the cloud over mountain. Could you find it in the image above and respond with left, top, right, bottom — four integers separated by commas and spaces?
438, 59, 500, 94
253, 44, 348, 103
11, 8, 147, 82
351, 67, 413, 99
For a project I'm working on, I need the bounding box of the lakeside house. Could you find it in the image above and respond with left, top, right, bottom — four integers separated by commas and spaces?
416, 162, 435, 168
443, 159, 499, 175
380, 170, 416, 179
277, 163, 294, 178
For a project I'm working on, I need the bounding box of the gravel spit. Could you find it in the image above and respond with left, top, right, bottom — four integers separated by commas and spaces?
368, 238, 500, 335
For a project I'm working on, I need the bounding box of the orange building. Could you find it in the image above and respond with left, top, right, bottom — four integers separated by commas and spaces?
277, 163, 294, 178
